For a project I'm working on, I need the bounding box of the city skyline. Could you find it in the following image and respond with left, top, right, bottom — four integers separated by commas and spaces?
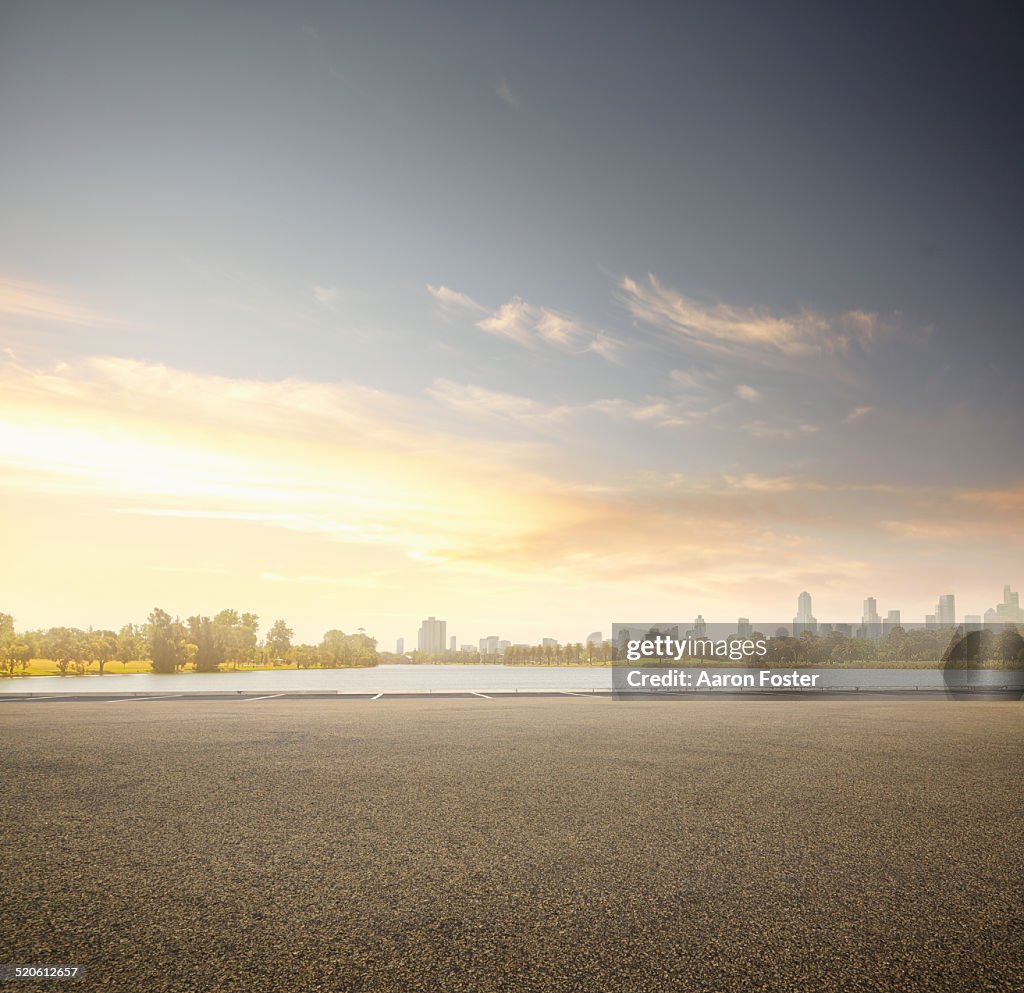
1, 4, 1021, 644
400, 584, 1021, 654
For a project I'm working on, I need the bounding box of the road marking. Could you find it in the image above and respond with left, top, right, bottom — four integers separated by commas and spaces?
239, 693, 284, 703
107, 694, 182, 703
471, 691, 492, 699
559, 691, 589, 697
371, 692, 384, 700
25, 695, 64, 701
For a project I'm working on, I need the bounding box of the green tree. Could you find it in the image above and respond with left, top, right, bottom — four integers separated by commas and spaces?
89, 630, 118, 675
44, 627, 86, 676
265, 620, 294, 661
187, 616, 226, 672
214, 609, 259, 668
148, 608, 185, 674
116, 623, 147, 667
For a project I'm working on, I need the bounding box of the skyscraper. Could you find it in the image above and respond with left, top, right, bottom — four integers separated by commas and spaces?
794, 592, 817, 634
449, 636, 456, 653
983, 585, 1023, 624
862, 597, 881, 640
936, 595, 956, 627
417, 616, 447, 655
396, 637, 404, 655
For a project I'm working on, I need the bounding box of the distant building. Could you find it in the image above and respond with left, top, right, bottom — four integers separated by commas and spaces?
586, 631, 602, 647
882, 609, 901, 636
925, 614, 937, 628
862, 597, 882, 640
737, 618, 752, 637
794, 592, 817, 635
396, 637, 404, 655
542, 638, 559, 648
983, 585, 1023, 625
693, 615, 707, 636
417, 616, 447, 655
936, 594, 956, 627
479, 635, 500, 655
449, 636, 456, 653
498, 640, 510, 653
964, 615, 982, 631
459, 644, 476, 654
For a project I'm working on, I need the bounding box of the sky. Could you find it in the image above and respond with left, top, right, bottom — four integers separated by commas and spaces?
1, 0, 1022, 647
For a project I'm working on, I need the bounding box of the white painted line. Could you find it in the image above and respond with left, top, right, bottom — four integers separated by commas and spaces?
107, 694, 182, 703
471, 691, 492, 699
559, 691, 589, 697
25, 695, 64, 701
371, 692, 384, 700
239, 693, 284, 703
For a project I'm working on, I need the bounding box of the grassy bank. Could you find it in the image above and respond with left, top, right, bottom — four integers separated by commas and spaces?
1, 659, 374, 678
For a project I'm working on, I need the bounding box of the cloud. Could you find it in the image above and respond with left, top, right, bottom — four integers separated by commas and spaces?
844, 405, 875, 422
586, 397, 708, 429
428, 378, 571, 426
743, 420, 819, 439
496, 77, 521, 110
618, 273, 893, 365
429, 283, 621, 362
427, 284, 484, 313
735, 384, 761, 403
474, 295, 621, 361
0, 278, 123, 328
312, 285, 339, 306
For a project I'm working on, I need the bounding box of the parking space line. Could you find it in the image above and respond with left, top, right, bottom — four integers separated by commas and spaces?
239, 693, 284, 703
371, 692, 384, 700
471, 691, 492, 699
107, 694, 182, 703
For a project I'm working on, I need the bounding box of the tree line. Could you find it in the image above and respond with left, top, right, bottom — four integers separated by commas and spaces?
0, 609, 378, 676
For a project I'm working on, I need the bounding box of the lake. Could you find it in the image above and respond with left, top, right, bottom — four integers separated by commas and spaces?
3, 664, 1022, 694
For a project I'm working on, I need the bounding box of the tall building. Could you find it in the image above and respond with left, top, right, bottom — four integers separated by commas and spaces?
586, 631, 603, 647
882, 609, 901, 636
693, 615, 707, 636
936, 594, 956, 627
983, 585, 1024, 624
479, 635, 500, 656
737, 618, 752, 637
862, 597, 882, 640
542, 638, 559, 648
794, 592, 817, 634
417, 616, 447, 655
396, 637, 404, 655
449, 636, 456, 653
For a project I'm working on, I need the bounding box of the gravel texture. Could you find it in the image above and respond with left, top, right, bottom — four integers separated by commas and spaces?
1, 696, 1022, 992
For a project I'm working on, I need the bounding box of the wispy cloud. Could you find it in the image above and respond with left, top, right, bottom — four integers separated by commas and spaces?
428, 378, 571, 426
428, 284, 621, 361
496, 77, 521, 110
619, 273, 894, 365
0, 278, 123, 328
735, 384, 761, 402
427, 283, 485, 313
312, 285, 339, 306
844, 405, 875, 422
